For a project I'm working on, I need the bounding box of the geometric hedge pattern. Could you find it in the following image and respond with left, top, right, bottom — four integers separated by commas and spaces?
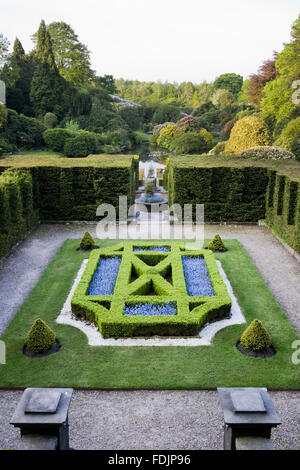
71, 241, 232, 338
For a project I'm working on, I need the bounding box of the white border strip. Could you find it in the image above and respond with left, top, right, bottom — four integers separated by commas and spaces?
56, 259, 245, 346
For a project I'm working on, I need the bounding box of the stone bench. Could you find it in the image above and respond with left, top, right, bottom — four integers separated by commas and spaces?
235, 436, 274, 450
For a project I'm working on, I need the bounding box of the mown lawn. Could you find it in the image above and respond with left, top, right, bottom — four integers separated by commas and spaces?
0, 238, 299, 389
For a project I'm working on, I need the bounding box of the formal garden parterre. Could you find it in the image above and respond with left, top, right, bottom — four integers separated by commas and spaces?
71, 242, 231, 337
0, 238, 299, 389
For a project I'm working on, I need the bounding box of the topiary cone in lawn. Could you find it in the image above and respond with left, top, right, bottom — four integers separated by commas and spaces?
208, 234, 226, 252
25, 318, 56, 353
240, 318, 271, 351
80, 231, 95, 250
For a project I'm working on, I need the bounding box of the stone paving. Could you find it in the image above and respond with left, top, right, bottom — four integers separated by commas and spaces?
0, 390, 299, 450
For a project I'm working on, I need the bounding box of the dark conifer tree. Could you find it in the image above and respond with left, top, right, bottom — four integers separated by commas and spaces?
30, 20, 66, 118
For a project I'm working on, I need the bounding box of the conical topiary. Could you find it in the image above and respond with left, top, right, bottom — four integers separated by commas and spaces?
79, 231, 95, 250
25, 318, 56, 353
240, 319, 271, 351
207, 234, 226, 252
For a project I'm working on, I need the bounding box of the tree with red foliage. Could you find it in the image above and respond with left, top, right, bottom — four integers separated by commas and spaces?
248, 52, 279, 108
222, 119, 237, 140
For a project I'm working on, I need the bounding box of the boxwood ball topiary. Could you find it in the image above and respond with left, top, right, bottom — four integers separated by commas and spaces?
25, 318, 56, 353
80, 231, 95, 250
208, 234, 226, 252
240, 318, 271, 351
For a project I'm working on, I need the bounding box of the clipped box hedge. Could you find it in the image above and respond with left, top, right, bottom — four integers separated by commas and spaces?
36, 165, 135, 220
0, 168, 37, 258
266, 169, 300, 253
71, 241, 232, 338
168, 157, 269, 222
166, 155, 300, 252
0, 154, 138, 222
0, 154, 139, 257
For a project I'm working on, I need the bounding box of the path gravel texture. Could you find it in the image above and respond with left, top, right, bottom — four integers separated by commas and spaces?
0, 390, 299, 450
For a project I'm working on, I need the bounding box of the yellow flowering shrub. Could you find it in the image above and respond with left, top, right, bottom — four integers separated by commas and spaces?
157, 123, 176, 149
225, 116, 270, 154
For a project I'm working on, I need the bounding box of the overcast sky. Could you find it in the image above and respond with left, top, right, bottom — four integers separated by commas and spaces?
1, 0, 299, 83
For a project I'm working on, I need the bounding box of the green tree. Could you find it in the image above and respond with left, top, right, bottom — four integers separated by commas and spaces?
211, 89, 235, 110
32, 21, 94, 86
261, 77, 296, 129
118, 106, 142, 130
30, 20, 66, 117
275, 117, 300, 150
178, 81, 195, 104
276, 15, 300, 84
0, 33, 9, 67
192, 82, 214, 107
0, 102, 7, 129
238, 79, 251, 106
152, 104, 181, 124
213, 73, 243, 96
260, 15, 300, 130
0, 38, 35, 114
94, 75, 116, 94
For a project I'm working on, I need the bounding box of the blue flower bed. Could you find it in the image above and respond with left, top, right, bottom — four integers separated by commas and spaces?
182, 256, 215, 296
123, 302, 177, 316
87, 256, 121, 296
133, 246, 170, 252
140, 194, 164, 203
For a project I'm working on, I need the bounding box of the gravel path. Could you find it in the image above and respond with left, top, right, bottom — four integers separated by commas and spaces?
0, 390, 299, 450
0, 223, 299, 335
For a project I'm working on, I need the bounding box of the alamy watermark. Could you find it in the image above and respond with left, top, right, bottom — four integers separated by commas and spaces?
0, 79, 6, 105
95, 197, 204, 249
0, 340, 5, 364
292, 80, 300, 105
291, 340, 300, 365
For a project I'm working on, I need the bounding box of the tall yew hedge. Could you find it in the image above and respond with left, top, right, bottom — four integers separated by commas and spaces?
0, 169, 36, 258
168, 162, 269, 222
0, 156, 138, 257
167, 157, 300, 253
266, 170, 300, 253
